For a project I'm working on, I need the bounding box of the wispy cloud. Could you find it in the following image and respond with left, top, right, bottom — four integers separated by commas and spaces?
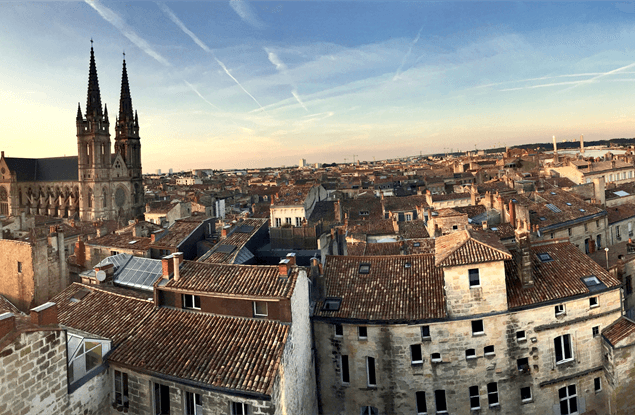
266, 48, 308, 111
158, 2, 267, 113
563, 61, 635, 92
85, 0, 171, 67
183, 80, 221, 110
229, 0, 265, 29
393, 27, 422, 81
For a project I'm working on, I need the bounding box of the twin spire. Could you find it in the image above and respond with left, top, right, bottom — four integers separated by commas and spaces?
78, 41, 134, 125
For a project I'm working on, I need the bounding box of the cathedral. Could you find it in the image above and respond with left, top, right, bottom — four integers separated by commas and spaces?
0, 45, 144, 221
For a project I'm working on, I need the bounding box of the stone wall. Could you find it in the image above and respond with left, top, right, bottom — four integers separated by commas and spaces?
443, 261, 508, 317
0, 239, 34, 312
314, 289, 621, 415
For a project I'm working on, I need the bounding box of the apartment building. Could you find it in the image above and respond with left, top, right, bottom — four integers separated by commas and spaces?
312, 227, 622, 414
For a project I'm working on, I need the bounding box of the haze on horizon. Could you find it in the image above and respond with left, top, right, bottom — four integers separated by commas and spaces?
3, 1, 635, 171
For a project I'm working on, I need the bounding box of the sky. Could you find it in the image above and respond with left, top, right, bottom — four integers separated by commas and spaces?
3, 2, 635, 171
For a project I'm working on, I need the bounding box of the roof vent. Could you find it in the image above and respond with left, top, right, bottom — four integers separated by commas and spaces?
359, 263, 371, 274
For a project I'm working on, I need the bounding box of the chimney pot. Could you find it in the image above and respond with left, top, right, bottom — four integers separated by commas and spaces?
162, 254, 174, 278
30, 302, 58, 326
173, 252, 183, 281
279, 258, 290, 276
285, 253, 296, 266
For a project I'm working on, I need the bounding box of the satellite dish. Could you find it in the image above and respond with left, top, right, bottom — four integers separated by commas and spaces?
96, 271, 106, 282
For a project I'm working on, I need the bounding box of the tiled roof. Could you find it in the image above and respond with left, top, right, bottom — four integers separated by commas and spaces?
606, 204, 635, 224
271, 185, 312, 206
314, 255, 446, 322
453, 205, 487, 218
505, 241, 621, 309
199, 218, 267, 264
398, 220, 430, 239
430, 193, 471, 202
602, 317, 635, 347
435, 229, 512, 267
152, 217, 209, 248
162, 261, 298, 299
382, 195, 429, 212
0, 295, 22, 315
53, 283, 154, 347
340, 195, 383, 221
108, 308, 288, 396
405, 238, 436, 254
347, 218, 396, 236
85, 232, 152, 251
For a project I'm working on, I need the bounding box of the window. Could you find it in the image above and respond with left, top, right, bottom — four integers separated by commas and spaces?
469, 385, 480, 410
434, 390, 447, 413
594, 377, 602, 392
341, 355, 350, 384
471, 320, 484, 335
484, 345, 495, 356
468, 268, 480, 287
628, 276, 633, 295
295, 217, 302, 227
275, 218, 281, 227
520, 386, 532, 403
466, 349, 476, 359
67, 335, 110, 385
185, 392, 202, 415
538, 253, 553, 262
231, 402, 249, 415
182, 294, 201, 310
411, 344, 423, 364
366, 357, 376, 387
323, 298, 342, 311
416, 391, 427, 414
253, 301, 268, 317
154, 383, 171, 415
358, 326, 368, 339
487, 382, 499, 407
334, 324, 343, 337
17, 261, 22, 273
555, 304, 565, 316
590, 296, 599, 308
285, 217, 292, 224
593, 326, 599, 337
559, 384, 577, 415
617, 226, 622, 239
431, 353, 442, 363
584, 223, 588, 232
114, 370, 129, 409
421, 325, 431, 340
452, 225, 458, 230
517, 330, 526, 342
405, 213, 413, 221
517, 357, 529, 373
360, 407, 378, 415
554, 334, 574, 364
568, 228, 572, 237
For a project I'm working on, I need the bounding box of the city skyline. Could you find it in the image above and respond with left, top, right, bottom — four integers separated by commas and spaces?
4, 1, 635, 171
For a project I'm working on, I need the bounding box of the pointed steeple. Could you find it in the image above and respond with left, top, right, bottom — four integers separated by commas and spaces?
104, 103, 109, 123
76, 103, 83, 120
86, 41, 103, 118
119, 55, 133, 122
134, 110, 138, 127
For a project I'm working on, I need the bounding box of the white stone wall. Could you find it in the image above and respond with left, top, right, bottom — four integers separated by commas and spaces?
314, 289, 621, 415
443, 261, 508, 317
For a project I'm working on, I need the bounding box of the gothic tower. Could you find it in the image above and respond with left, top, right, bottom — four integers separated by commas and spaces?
76, 43, 112, 221
114, 56, 144, 217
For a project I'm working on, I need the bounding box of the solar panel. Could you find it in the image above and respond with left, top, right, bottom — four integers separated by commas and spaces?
546, 204, 561, 213
112, 255, 163, 291
216, 245, 236, 254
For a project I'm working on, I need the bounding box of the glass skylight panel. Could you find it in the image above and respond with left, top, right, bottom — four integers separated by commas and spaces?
546, 204, 561, 213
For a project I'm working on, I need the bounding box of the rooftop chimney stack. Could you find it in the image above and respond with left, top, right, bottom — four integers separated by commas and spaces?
0, 312, 16, 339
30, 302, 58, 326
286, 252, 296, 266
162, 254, 174, 279
553, 135, 557, 154
279, 258, 291, 277
516, 220, 534, 288
173, 252, 183, 281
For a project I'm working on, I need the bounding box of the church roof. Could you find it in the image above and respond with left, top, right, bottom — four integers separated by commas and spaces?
4, 156, 78, 182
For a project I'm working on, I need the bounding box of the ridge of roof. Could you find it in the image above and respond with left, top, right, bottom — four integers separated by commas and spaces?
435, 229, 512, 267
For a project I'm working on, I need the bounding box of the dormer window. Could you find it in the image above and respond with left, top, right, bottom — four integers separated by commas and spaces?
323, 298, 342, 311
67, 332, 111, 388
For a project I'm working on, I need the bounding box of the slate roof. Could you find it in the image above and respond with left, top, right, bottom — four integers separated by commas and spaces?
5, 156, 78, 182
602, 317, 635, 347
152, 217, 208, 248
314, 255, 446, 322
505, 241, 621, 309
53, 283, 154, 347
162, 261, 298, 299
107, 308, 289, 396
435, 229, 512, 267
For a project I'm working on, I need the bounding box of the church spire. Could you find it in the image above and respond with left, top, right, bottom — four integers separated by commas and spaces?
76, 102, 83, 120
119, 55, 133, 122
86, 41, 103, 118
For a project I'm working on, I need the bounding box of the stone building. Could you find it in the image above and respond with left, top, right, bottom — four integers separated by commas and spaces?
312, 227, 624, 415
0, 44, 144, 223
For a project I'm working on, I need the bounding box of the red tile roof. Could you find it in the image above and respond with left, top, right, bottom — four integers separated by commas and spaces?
314, 255, 446, 322
108, 308, 288, 396
505, 241, 621, 309
0, 295, 21, 315
602, 317, 635, 347
162, 261, 298, 299
435, 229, 512, 267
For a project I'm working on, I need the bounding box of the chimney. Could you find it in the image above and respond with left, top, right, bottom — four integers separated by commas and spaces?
133, 223, 142, 238
30, 302, 58, 326
162, 254, 174, 278
552, 135, 557, 154
173, 252, 183, 281
516, 220, 534, 288
75, 237, 86, 268
279, 258, 291, 276
482, 220, 488, 230
580, 134, 585, 154
221, 225, 231, 237
286, 252, 296, 266
509, 200, 516, 228
0, 312, 16, 339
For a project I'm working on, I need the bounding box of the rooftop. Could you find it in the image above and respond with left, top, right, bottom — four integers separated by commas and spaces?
435, 229, 512, 267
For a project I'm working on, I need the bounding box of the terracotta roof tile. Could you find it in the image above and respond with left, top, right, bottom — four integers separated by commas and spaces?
602, 317, 635, 347
505, 242, 621, 309
108, 308, 288, 396
435, 229, 512, 267
398, 221, 430, 239
314, 255, 446, 322
381, 195, 429, 212
0, 295, 22, 315
163, 261, 298, 299
86, 232, 152, 251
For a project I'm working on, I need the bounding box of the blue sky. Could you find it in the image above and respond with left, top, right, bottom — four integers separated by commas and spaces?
3, 1, 635, 171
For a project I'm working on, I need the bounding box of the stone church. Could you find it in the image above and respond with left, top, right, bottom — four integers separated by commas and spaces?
0, 45, 144, 222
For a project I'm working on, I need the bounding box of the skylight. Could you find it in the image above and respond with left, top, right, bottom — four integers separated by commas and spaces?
322, 298, 342, 311
537, 253, 553, 262
546, 204, 561, 213
566, 202, 572, 206
580, 209, 586, 212
359, 263, 371, 274
539, 217, 546, 221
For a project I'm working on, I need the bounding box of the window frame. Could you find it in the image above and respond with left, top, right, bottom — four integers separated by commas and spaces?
516, 330, 526, 342
184, 391, 203, 415
430, 352, 442, 363
469, 385, 480, 410
592, 326, 600, 338
594, 377, 602, 393
366, 356, 377, 387
468, 268, 480, 288
555, 304, 566, 316
231, 401, 249, 415
358, 326, 368, 340
590, 296, 599, 308
487, 382, 499, 407
253, 301, 268, 317
484, 345, 495, 356
182, 294, 201, 310
471, 320, 484, 336
465, 349, 476, 360
421, 325, 431, 340
334, 323, 343, 337
554, 334, 574, 364
113, 370, 129, 409
434, 389, 447, 413
17, 261, 22, 273
416, 391, 427, 415
340, 354, 350, 384
520, 386, 532, 403
558, 384, 578, 415
154, 382, 171, 415
411, 344, 423, 364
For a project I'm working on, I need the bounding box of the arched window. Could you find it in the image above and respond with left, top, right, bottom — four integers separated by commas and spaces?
87, 189, 93, 208
0, 187, 8, 216
102, 188, 108, 208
